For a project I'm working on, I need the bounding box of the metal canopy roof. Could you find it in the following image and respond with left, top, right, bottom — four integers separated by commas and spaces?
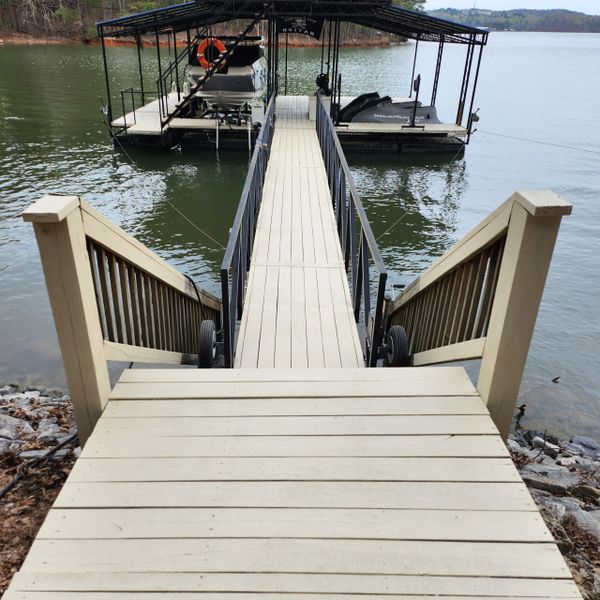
97, 0, 487, 45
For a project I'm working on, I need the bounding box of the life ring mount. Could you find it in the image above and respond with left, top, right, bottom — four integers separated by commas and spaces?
197, 38, 227, 70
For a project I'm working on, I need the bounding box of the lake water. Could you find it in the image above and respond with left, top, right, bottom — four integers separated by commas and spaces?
0, 32, 598, 438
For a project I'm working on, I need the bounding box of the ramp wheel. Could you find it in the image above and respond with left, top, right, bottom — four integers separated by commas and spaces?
198, 320, 217, 368
384, 325, 410, 367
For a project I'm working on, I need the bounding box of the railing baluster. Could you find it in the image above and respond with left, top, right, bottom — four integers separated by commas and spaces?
353, 233, 364, 322
362, 236, 371, 327
87, 241, 108, 340
117, 257, 133, 346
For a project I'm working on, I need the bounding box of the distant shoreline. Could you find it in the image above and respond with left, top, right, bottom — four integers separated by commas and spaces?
0, 31, 403, 48
428, 8, 600, 34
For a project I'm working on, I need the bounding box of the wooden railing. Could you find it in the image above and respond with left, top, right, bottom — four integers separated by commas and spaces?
23, 194, 221, 444
385, 190, 572, 438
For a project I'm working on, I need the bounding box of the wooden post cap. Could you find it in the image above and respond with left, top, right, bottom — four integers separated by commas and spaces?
511, 190, 573, 217
22, 194, 80, 223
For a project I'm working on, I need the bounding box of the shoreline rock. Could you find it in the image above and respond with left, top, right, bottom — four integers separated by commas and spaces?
509, 429, 600, 598
0, 384, 78, 459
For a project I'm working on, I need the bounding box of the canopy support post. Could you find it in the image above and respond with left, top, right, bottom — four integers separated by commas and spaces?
173, 27, 181, 101
136, 34, 145, 105
456, 35, 475, 126
100, 27, 113, 124
467, 42, 485, 141
155, 29, 165, 122
430, 35, 444, 106
409, 36, 419, 98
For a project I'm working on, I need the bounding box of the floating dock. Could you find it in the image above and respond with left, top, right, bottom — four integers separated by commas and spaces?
112, 94, 469, 151
98, 0, 487, 153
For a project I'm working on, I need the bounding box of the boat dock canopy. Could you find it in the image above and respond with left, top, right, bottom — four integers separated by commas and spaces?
97, 0, 488, 45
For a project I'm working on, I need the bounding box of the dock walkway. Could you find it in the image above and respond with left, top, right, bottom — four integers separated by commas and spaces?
5, 99, 582, 599
235, 96, 363, 368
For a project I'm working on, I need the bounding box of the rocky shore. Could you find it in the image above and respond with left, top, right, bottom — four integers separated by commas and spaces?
1, 383, 599, 597
0, 384, 78, 594
508, 430, 600, 598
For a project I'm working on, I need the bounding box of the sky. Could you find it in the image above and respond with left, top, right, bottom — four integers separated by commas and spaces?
425, 0, 600, 15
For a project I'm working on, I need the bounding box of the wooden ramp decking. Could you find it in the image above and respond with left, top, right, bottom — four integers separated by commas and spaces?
5, 367, 582, 599
235, 96, 363, 368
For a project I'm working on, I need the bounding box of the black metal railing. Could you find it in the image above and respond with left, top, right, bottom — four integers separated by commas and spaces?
157, 37, 196, 122
118, 88, 158, 129
315, 94, 388, 367
220, 96, 276, 367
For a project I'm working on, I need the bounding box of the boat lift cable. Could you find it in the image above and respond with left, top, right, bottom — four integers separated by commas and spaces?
478, 130, 600, 156
103, 116, 226, 250
376, 208, 411, 242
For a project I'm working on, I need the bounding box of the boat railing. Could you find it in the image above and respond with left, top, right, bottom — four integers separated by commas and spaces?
118, 88, 158, 129
220, 96, 276, 367
315, 93, 388, 367
384, 190, 572, 438
22, 195, 221, 444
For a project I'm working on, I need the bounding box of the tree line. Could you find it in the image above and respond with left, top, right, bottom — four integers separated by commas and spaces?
429, 8, 600, 33
0, 0, 424, 40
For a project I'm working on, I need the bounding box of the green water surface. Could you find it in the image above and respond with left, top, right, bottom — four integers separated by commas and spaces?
0, 33, 598, 438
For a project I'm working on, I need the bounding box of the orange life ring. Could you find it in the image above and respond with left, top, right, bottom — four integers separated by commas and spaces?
197, 38, 227, 70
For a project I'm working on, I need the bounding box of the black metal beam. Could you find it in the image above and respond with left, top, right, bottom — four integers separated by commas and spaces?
431, 35, 444, 105
97, 0, 488, 45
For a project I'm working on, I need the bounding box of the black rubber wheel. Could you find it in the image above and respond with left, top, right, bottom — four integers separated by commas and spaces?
384, 325, 410, 367
198, 320, 216, 368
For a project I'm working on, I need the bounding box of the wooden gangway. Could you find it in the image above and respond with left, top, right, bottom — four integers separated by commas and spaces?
6, 97, 579, 599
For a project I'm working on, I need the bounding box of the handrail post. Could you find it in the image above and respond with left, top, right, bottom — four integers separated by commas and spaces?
23, 195, 111, 445
477, 190, 572, 439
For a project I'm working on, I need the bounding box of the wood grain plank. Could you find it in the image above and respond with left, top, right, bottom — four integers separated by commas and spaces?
102, 396, 490, 418
53, 481, 536, 511
117, 366, 477, 384
9, 571, 583, 597
68, 457, 520, 483
39, 507, 550, 541
21, 538, 569, 578
93, 414, 498, 436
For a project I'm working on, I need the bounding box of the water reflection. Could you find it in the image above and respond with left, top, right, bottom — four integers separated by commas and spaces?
350, 153, 467, 289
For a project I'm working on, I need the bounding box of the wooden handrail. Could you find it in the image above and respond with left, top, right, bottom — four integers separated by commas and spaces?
24, 194, 221, 444
385, 190, 572, 438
